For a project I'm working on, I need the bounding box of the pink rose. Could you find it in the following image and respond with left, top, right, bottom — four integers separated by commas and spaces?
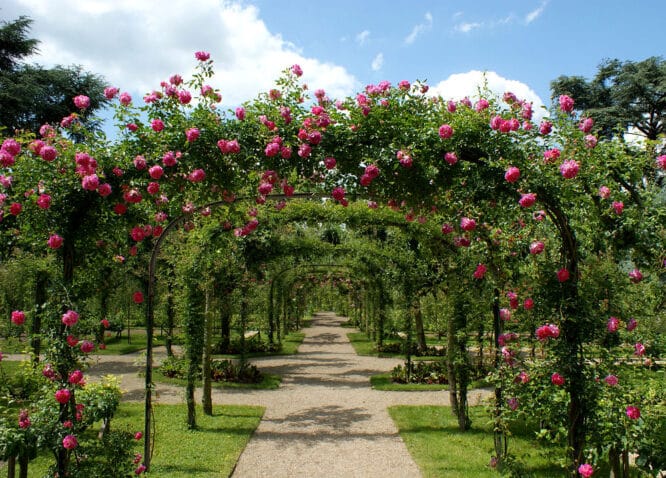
441, 223, 453, 234
543, 148, 561, 162
626, 317, 637, 331
11, 310, 26, 326
68, 370, 84, 385
551, 373, 565, 386
519, 193, 537, 208
529, 241, 545, 255
62, 434, 78, 450
578, 117, 594, 133
36, 193, 52, 209
558, 94, 574, 112
557, 268, 570, 282
626, 406, 640, 420
607, 316, 619, 332
612, 201, 624, 215
149, 165, 164, 180
195, 51, 210, 61
656, 155, 666, 170
460, 217, 476, 231
134, 155, 147, 170
444, 152, 458, 165
473, 263, 487, 280
507, 397, 519, 411
290, 64, 303, 76
47, 234, 64, 250
634, 343, 645, 356
539, 121, 552, 135
81, 174, 99, 191
499, 308, 511, 321
324, 157, 337, 169
628, 269, 643, 283
331, 187, 345, 202
178, 90, 192, 104
98, 183, 112, 197
55, 388, 71, 404
578, 463, 594, 478
188, 169, 206, 182
560, 160, 580, 179
598, 186, 610, 199
40, 145, 57, 162
604, 375, 618, 386
150, 119, 164, 132
61, 310, 79, 327
73, 95, 90, 109
133, 291, 144, 304
438, 124, 453, 139
80, 340, 94, 353
104, 87, 119, 99
504, 166, 520, 183
523, 298, 534, 310
584, 135, 597, 148
185, 128, 200, 142
119, 92, 132, 106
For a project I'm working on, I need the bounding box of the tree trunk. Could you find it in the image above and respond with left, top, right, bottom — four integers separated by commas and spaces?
219, 294, 231, 352
7, 455, 16, 478
413, 301, 427, 354
446, 294, 471, 431
18, 454, 28, 478
165, 292, 175, 357
202, 289, 213, 416
492, 288, 507, 462
31, 272, 48, 362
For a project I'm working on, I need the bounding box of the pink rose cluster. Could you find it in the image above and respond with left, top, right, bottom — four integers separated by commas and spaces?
536, 323, 560, 341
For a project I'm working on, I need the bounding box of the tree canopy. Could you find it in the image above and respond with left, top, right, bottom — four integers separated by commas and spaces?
0, 16, 108, 134
551, 56, 666, 143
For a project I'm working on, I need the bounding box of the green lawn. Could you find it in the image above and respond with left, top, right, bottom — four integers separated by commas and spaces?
154, 372, 282, 390
389, 406, 564, 477
347, 331, 445, 360
97, 333, 166, 355
20, 403, 263, 477
213, 330, 306, 359
370, 373, 448, 391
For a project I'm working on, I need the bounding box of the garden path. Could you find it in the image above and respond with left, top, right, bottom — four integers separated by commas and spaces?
87, 312, 491, 477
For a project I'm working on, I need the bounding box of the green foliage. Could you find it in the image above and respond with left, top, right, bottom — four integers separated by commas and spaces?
391, 360, 449, 385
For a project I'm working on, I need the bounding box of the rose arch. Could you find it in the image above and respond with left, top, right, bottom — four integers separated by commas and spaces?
0, 52, 663, 476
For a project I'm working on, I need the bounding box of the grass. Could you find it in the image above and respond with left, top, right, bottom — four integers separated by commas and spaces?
97, 333, 166, 355
213, 330, 306, 359
154, 372, 282, 390
371, 373, 449, 391
21, 403, 264, 477
389, 405, 564, 477
371, 373, 490, 391
346, 331, 446, 360
0, 336, 32, 353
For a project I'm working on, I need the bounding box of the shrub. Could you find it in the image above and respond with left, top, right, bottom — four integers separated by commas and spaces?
210, 360, 263, 384
391, 361, 449, 384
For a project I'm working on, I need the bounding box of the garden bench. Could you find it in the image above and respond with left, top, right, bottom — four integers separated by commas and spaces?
397, 332, 408, 340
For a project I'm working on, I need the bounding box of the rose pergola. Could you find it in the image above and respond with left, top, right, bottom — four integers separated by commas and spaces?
1, 52, 664, 477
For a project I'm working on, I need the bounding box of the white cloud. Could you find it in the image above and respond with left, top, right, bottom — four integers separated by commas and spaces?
6, 0, 360, 106
525, 0, 549, 24
454, 22, 483, 33
355, 30, 370, 45
404, 12, 433, 44
428, 70, 546, 120
371, 53, 384, 71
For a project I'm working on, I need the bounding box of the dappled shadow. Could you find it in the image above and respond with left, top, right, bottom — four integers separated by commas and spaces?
264, 405, 373, 434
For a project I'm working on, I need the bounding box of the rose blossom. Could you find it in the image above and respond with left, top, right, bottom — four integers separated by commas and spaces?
634, 343, 645, 356
444, 152, 458, 165
473, 263, 487, 280
578, 463, 594, 478
73, 95, 90, 109
626, 406, 640, 420
607, 316, 619, 333
11, 310, 26, 325
62, 434, 78, 450
150, 119, 164, 132
61, 310, 79, 327
504, 166, 520, 183
626, 317, 637, 331
656, 155, 666, 169
519, 193, 537, 208
185, 128, 200, 142
438, 124, 453, 139
55, 388, 71, 404
68, 370, 84, 385
557, 268, 570, 282
558, 94, 574, 112
529, 241, 545, 255
460, 217, 476, 231
579, 117, 594, 132
560, 160, 580, 179
133, 291, 144, 304
598, 186, 611, 199
612, 201, 624, 215
551, 373, 565, 386
80, 340, 94, 353
195, 51, 210, 61
47, 234, 64, 249
628, 269, 643, 283
604, 375, 618, 386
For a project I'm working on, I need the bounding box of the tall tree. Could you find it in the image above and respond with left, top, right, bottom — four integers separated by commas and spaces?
0, 16, 108, 134
551, 57, 666, 141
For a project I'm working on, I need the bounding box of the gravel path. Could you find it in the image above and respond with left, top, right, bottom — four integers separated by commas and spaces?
7, 312, 492, 477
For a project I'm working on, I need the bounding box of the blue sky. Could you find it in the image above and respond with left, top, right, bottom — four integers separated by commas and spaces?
2, 0, 665, 117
